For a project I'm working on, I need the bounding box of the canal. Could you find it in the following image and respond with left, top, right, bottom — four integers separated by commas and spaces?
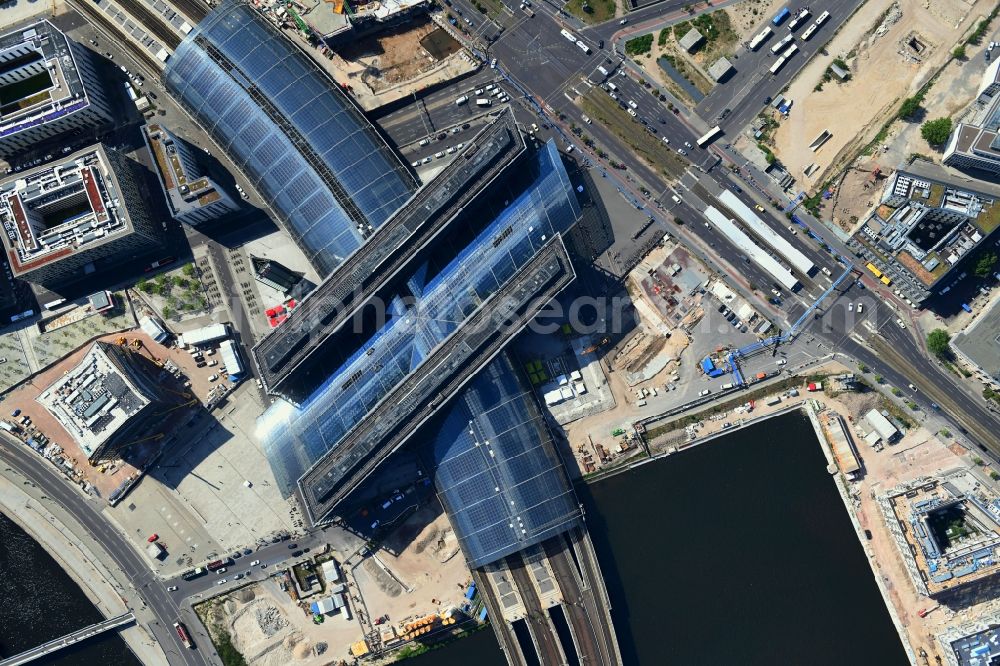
438, 410, 908, 665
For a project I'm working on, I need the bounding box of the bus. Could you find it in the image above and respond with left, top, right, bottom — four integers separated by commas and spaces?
880, 275, 892, 286
770, 33, 794, 54
800, 23, 818, 41
560, 28, 576, 42
782, 44, 798, 58
772, 7, 791, 25
787, 9, 810, 31
769, 55, 788, 75
695, 125, 723, 148
865, 262, 882, 278
748, 26, 772, 50
815, 10, 831, 26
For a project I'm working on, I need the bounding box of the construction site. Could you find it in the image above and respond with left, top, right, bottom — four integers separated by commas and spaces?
322, 14, 476, 111
0, 321, 209, 500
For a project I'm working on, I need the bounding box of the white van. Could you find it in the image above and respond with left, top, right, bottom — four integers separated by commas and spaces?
476, 98, 492, 107
456, 95, 469, 105
607, 81, 618, 92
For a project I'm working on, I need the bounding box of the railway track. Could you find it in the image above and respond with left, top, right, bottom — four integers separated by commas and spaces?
114, 0, 182, 50
68, 0, 166, 75
170, 0, 209, 23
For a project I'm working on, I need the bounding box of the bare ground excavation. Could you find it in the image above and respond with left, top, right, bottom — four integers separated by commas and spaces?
197, 579, 363, 666
327, 16, 472, 110
630, 0, 785, 104
768, 0, 991, 230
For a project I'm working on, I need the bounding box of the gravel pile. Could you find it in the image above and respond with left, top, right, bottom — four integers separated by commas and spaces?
255, 606, 289, 638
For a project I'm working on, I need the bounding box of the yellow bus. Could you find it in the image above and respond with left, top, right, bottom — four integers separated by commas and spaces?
866, 262, 882, 278
880, 275, 892, 286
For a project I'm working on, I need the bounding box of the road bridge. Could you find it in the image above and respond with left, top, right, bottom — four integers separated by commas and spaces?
0, 613, 135, 666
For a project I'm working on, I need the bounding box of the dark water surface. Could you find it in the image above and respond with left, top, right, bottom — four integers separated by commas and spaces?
0, 512, 139, 665
577, 411, 908, 665
434, 411, 908, 665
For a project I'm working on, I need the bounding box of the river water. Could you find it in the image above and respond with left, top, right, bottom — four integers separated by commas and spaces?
433, 411, 908, 665
0, 512, 139, 665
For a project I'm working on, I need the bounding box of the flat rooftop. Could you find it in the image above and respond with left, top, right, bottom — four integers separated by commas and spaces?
0, 144, 136, 277
143, 124, 229, 218
940, 616, 1000, 666
36, 342, 153, 458
881, 471, 1000, 599
0, 20, 89, 139
953, 297, 1000, 383
253, 109, 524, 401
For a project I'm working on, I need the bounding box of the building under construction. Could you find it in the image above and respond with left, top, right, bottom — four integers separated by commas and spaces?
36, 341, 169, 462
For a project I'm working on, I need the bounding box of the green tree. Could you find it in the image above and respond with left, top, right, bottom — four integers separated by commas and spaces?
858, 362, 869, 373
975, 251, 998, 277
920, 117, 953, 145
625, 34, 654, 56
953, 45, 967, 59
182, 263, 196, 277
927, 328, 951, 357
899, 96, 922, 120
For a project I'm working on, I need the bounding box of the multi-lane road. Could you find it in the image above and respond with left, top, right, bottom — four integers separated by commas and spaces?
695, 0, 865, 133
0, 434, 207, 666
457, 0, 1000, 453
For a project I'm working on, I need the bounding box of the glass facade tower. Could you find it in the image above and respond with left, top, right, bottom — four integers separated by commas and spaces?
256, 141, 579, 500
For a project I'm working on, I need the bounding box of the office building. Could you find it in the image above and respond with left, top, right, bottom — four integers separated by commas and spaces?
36, 341, 167, 462
0, 20, 114, 158
143, 124, 239, 225
163, 0, 418, 278
879, 471, 1000, 604
848, 169, 1000, 303
0, 144, 163, 288
255, 138, 581, 526
952, 298, 1000, 390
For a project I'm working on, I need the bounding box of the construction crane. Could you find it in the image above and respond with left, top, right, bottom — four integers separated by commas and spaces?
160, 386, 193, 400
155, 398, 197, 416
90, 433, 164, 464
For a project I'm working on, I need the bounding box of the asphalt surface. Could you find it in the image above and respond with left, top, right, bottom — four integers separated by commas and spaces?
0, 434, 208, 666
695, 0, 866, 133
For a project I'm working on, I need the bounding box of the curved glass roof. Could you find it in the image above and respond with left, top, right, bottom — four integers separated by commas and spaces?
255, 142, 580, 495
429, 352, 582, 568
164, 1, 417, 276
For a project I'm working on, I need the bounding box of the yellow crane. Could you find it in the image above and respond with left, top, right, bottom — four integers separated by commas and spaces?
155, 398, 197, 416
